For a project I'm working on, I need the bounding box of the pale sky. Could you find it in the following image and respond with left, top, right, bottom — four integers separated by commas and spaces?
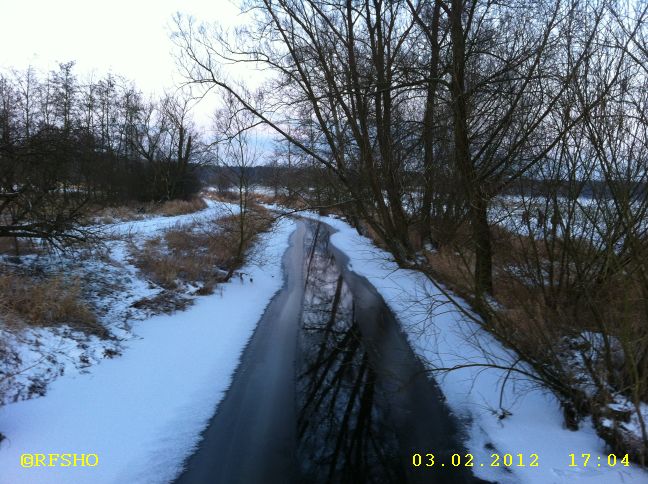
0, 0, 242, 122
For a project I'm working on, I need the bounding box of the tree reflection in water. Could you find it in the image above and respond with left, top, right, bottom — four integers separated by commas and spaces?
297, 226, 407, 483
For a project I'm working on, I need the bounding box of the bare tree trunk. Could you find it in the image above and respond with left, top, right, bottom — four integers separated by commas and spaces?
449, 0, 493, 297
414, 0, 443, 246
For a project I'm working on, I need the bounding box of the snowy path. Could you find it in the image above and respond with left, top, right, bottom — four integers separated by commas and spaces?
0, 218, 296, 484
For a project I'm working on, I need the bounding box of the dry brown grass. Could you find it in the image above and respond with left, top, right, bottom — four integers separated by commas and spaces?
131, 207, 273, 294
420, 224, 596, 339
0, 270, 103, 336
135, 231, 222, 290
423, 248, 474, 298
154, 197, 207, 217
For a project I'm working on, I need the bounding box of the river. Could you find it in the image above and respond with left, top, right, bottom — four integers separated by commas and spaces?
175, 219, 486, 484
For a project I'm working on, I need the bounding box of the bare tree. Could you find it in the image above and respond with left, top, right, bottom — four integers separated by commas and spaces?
213, 88, 264, 278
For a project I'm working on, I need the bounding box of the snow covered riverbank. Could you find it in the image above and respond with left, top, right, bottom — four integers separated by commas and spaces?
0, 215, 296, 484
302, 212, 648, 484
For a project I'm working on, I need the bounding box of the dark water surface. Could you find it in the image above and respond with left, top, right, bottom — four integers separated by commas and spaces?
175, 220, 485, 484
